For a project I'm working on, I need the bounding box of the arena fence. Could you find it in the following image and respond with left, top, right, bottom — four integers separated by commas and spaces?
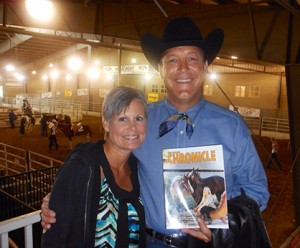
0, 143, 63, 176
0, 96, 290, 139
0, 166, 60, 248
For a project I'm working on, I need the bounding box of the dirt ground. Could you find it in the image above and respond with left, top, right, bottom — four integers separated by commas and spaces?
0, 115, 297, 248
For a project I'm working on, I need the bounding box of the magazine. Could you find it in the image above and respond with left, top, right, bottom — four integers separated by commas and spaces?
162, 145, 228, 229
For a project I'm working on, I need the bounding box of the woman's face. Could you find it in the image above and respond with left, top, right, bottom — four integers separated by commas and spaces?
102, 99, 147, 152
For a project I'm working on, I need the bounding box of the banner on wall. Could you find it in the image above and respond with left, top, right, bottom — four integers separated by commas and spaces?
77, 88, 88, 96
42, 92, 53, 98
147, 93, 159, 102
103, 66, 118, 74
64, 90, 73, 97
121, 65, 149, 74
103, 65, 149, 74
229, 105, 260, 117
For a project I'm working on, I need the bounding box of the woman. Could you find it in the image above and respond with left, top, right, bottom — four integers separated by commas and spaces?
42, 86, 148, 248
194, 186, 219, 224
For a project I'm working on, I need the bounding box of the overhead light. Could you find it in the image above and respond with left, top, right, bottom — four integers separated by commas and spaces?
209, 73, 217, 80
86, 39, 100, 43
5, 64, 15, 72
42, 74, 48, 80
25, 0, 54, 21
67, 57, 82, 71
50, 69, 59, 79
87, 67, 100, 80
14, 73, 25, 81
231, 56, 238, 60
144, 73, 152, 80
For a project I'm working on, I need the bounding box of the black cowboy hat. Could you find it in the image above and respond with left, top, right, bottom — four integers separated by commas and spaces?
140, 17, 224, 70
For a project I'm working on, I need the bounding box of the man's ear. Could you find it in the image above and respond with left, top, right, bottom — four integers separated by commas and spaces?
102, 118, 109, 132
204, 60, 209, 72
158, 63, 163, 78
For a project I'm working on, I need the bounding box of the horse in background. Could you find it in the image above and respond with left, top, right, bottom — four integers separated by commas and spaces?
56, 114, 71, 125
42, 113, 92, 149
58, 122, 93, 149
14, 108, 35, 134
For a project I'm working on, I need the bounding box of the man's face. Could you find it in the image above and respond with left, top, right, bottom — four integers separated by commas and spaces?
158, 46, 208, 111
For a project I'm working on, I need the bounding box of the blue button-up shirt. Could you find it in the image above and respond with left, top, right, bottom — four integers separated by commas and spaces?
133, 98, 269, 234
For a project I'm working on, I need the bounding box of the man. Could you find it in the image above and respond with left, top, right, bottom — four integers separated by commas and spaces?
41, 17, 269, 247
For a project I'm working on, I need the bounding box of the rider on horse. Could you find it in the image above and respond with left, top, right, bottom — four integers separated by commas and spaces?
22, 98, 35, 124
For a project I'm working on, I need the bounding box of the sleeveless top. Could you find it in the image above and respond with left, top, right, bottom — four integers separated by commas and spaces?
94, 177, 141, 247
94, 148, 146, 248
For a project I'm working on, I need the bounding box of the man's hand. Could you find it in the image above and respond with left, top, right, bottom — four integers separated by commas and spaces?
41, 193, 56, 233
181, 217, 212, 243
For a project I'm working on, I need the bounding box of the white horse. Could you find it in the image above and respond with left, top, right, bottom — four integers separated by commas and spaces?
14, 108, 35, 134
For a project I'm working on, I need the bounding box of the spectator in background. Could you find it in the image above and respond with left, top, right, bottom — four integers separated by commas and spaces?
40, 114, 48, 137
266, 137, 282, 170
48, 119, 58, 150
8, 109, 16, 129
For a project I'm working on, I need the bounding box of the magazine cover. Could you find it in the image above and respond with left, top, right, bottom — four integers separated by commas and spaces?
163, 145, 228, 229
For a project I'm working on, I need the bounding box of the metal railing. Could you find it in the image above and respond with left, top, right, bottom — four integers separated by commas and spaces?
242, 116, 290, 139
0, 166, 60, 248
0, 210, 41, 248
0, 167, 60, 211
0, 142, 63, 176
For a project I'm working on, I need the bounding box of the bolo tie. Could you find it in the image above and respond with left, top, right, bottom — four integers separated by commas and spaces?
158, 113, 194, 139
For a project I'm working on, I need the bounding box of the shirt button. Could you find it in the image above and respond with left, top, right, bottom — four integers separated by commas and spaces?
180, 130, 184, 135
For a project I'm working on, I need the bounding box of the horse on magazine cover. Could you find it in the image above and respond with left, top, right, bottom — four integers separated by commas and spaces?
169, 175, 197, 212
187, 169, 225, 204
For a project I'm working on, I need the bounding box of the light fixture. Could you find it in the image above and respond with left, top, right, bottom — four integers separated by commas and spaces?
14, 73, 25, 81
42, 74, 48, 80
67, 57, 82, 71
144, 73, 152, 80
5, 64, 15, 72
131, 58, 137, 64
25, 0, 54, 21
50, 69, 59, 79
209, 73, 217, 80
87, 67, 100, 80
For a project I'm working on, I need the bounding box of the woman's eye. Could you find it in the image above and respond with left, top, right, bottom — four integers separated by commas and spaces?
118, 117, 127, 122
136, 116, 145, 122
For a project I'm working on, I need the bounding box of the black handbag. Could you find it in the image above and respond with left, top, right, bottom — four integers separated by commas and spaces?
210, 188, 272, 248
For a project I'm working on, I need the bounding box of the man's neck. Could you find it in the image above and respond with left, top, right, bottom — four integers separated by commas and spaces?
167, 98, 203, 112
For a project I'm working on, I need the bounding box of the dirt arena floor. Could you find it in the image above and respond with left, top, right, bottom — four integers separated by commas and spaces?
0, 115, 297, 247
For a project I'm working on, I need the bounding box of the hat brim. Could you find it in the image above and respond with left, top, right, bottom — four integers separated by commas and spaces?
141, 28, 224, 70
